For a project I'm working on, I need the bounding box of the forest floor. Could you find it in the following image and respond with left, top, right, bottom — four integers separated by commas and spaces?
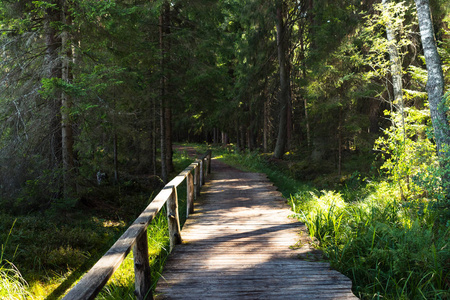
0, 148, 194, 299
1, 143, 449, 299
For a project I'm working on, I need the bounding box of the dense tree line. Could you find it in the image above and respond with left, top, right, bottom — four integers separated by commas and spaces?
1, 0, 449, 208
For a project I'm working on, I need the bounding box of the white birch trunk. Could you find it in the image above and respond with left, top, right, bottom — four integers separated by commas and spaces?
414, 0, 450, 154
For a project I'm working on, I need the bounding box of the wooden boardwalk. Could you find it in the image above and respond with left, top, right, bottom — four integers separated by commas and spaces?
155, 160, 357, 299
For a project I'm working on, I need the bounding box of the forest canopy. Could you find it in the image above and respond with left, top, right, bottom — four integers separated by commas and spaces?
0, 0, 449, 205
0, 0, 449, 298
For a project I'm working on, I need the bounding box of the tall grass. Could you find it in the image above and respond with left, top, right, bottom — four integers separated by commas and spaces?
0, 148, 193, 299
96, 210, 171, 300
1, 220, 30, 300
95, 148, 191, 299
216, 148, 450, 300
290, 183, 449, 299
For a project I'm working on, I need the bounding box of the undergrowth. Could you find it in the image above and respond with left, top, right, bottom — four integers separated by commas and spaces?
0, 148, 192, 299
216, 147, 450, 300
1, 221, 31, 300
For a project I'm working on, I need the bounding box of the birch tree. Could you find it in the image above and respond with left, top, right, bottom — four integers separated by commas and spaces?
414, 0, 450, 191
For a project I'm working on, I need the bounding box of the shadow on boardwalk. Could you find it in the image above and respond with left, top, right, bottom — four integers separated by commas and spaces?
155, 158, 358, 299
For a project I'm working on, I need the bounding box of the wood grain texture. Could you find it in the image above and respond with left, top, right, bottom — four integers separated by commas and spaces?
155, 160, 358, 299
133, 229, 152, 300
63, 161, 201, 300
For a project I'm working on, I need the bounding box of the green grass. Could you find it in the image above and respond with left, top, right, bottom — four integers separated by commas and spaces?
212, 146, 450, 300
1, 221, 31, 300
3, 144, 449, 299
0, 148, 193, 299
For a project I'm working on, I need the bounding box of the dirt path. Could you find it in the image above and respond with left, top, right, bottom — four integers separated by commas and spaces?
155, 153, 357, 299
173, 144, 200, 159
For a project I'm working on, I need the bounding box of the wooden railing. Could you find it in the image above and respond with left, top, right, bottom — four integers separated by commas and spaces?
63, 150, 212, 300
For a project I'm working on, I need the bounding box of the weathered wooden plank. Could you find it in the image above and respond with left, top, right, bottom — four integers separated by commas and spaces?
155, 160, 357, 299
63, 187, 170, 300
200, 158, 205, 186
166, 186, 182, 250
157, 283, 354, 291
194, 162, 200, 196
133, 229, 152, 300
186, 171, 194, 217
63, 151, 212, 300
155, 291, 357, 300
165, 163, 195, 187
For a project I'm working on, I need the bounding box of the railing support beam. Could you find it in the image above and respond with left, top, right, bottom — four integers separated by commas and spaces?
167, 186, 182, 250
133, 229, 153, 300
200, 158, 205, 186
62, 151, 211, 300
194, 163, 200, 197
187, 171, 195, 217
207, 150, 212, 175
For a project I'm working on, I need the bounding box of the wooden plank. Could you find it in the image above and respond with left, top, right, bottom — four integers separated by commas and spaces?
133, 229, 152, 300
63, 151, 212, 300
63, 187, 170, 300
194, 163, 200, 196
167, 186, 182, 250
155, 160, 357, 299
200, 158, 205, 186
186, 171, 194, 217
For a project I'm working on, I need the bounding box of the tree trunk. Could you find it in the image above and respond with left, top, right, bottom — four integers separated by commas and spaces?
299, 16, 311, 149
152, 96, 157, 176
165, 105, 174, 173
264, 100, 268, 152
159, 10, 168, 183
338, 107, 342, 177
273, 2, 291, 159
162, 1, 173, 174
113, 130, 119, 183
382, 0, 403, 105
304, 97, 311, 148
61, 0, 76, 198
382, 0, 407, 144
45, 2, 62, 169
414, 0, 450, 191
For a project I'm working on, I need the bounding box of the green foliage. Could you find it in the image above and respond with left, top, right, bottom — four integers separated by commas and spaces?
375, 108, 438, 199
216, 147, 449, 299
361, 1, 416, 81
0, 148, 192, 298
294, 180, 450, 299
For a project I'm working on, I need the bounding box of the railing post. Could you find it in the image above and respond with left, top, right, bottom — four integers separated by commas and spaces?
194, 162, 200, 197
200, 158, 205, 187
187, 171, 194, 217
133, 229, 153, 300
207, 150, 212, 175
167, 186, 182, 250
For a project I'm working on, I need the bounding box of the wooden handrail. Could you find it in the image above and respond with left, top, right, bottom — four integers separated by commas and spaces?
63, 150, 212, 300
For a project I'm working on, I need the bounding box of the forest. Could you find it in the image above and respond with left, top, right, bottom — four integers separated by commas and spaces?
0, 0, 449, 299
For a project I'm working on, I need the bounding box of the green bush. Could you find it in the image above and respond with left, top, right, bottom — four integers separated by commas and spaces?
216, 147, 449, 299
291, 181, 449, 299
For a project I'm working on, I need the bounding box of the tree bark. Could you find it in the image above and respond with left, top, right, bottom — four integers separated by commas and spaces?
45, 2, 62, 169
152, 96, 157, 176
414, 0, 450, 193
264, 100, 268, 152
159, 9, 168, 183
161, 1, 173, 175
382, 0, 403, 106
61, 0, 76, 198
414, 0, 450, 154
165, 105, 174, 173
273, 2, 291, 159
382, 0, 407, 144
